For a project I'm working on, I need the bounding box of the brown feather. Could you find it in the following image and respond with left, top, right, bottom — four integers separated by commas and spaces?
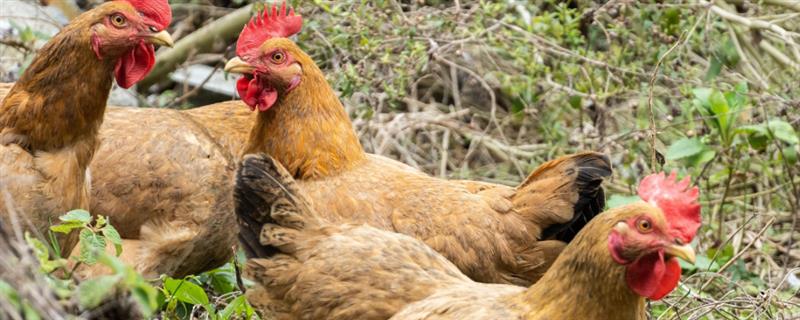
240, 40, 612, 285
0, 2, 141, 256
84, 104, 249, 276
236, 154, 652, 320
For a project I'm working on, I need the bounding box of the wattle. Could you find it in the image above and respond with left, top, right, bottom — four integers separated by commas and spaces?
625, 250, 682, 300
114, 41, 156, 89
236, 76, 278, 112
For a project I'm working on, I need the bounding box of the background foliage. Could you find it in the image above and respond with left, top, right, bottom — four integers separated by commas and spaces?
1, 0, 799, 319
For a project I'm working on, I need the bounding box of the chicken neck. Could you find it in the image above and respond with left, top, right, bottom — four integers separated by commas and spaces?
510, 209, 646, 320
0, 14, 114, 154
243, 52, 366, 179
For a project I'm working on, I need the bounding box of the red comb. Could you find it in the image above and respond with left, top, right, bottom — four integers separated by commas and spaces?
117, 0, 172, 30
638, 172, 702, 243
236, 1, 303, 57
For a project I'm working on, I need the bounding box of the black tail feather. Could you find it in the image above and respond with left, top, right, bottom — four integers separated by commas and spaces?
234, 153, 306, 259
540, 153, 611, 242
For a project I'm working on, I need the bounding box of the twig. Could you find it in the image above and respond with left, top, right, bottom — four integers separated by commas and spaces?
709, 217, 776, 284
439, 129, 450, 178
706, 0, 800, 63
166, 64, 221, 108
0, 38, 33, 54
727, 24, 770, 88
138, 4, 254, 89
647, 33, 688, 170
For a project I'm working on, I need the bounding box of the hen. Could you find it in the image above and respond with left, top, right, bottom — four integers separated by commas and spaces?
236, 154, 701, 320
0, 0, 173, 256
224, 3, 611, 285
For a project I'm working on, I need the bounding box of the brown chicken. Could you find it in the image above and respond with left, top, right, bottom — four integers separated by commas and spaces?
236, 154, 702, 320
224, 4, 611, 286
84, 102, 253, 277
0, 0, 172, 256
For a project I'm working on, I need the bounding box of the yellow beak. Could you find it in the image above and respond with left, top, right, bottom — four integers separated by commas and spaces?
145, 30, 174, 48
224, 57, 256, 74
664, 243, 696, 264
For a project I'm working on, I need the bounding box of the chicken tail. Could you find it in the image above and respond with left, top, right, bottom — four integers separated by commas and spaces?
512, 152, 612, 242
234, 153, 321, 260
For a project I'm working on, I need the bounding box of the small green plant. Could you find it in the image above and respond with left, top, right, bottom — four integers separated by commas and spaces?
49, 209, 123, 265
160, 261, 258, 319
44, 211, 160, 315
6, 211, 261, 319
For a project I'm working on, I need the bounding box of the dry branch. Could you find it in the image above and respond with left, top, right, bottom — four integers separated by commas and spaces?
0, 191, 67, 320
138, 4, 254, 89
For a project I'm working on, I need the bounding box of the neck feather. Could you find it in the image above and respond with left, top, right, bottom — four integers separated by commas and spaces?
511, 211, 647, 320
243, 53, 366, 179
0, 17, 114, 152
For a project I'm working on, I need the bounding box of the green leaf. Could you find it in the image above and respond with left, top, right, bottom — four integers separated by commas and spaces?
79, 229, 106, 265
705, 57, 722, 81
59, 209, 91, 224
131, 284, 160, 317
219, 295, 256, 319
164, 278, 210, 306
95, 215, 107, 228
607, 195, 641, 209
708, 89, 730, 132
568, 95, 582, 109
767, 120, 799, 145
783, 146, 798, 165
209, 268, 237, 294
687, 149, 716, 167
738, 124, 769, 149
24, 233, 66, 273
737, 124, 767, 136
102, 224, 123, 256
726, 81, 748, 110
691, 88, 712, 110
666, 137, 708, 160
49, 221, 84, 234
78, 275, 119, 309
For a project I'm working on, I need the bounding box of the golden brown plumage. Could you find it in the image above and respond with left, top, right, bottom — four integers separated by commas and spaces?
83, 102, 253, 277
0, 85, 253, 276
0, 0, 172, 256
227, 33, 612, 285
235, 154, 701, 320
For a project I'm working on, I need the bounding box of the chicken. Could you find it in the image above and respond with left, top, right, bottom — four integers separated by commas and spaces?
0, 91, 252, 276
224, 3, 612, 286
85, 102, 253, 277
236, 154, 702, 320
0, 0, 173, 256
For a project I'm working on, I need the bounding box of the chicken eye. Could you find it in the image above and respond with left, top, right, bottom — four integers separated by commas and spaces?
111, 14, 127, 28
271, 51, 285, 64
636, 218, 653, 233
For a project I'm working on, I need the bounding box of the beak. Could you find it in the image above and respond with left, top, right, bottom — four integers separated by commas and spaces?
144, 30, 174, 48
225, 57, 256, 74
664, 243, 696, 264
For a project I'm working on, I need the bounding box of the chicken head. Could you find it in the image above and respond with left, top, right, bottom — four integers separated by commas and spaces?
224, 2, 305, 112
607, 172, 701, 300
91, 0, 174, 88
